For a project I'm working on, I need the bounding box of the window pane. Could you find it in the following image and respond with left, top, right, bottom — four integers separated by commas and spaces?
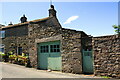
18, 47, 22, 55
50, 44, 60, 53
50, 45, 53, 49
46, 49, 49, 52
40, 45, 49, 53
41, 49, 43, 53
40, 46, 42, 50
54, 45, 56, 48
43, 49, 45, 52
57, 45, 60, 48
43, 46, 45, 49
57, 49, 60, 52
0, 48, 4, 53
0, 31, 5, 38
50, 49, 52, 52
54, 49, 56, 52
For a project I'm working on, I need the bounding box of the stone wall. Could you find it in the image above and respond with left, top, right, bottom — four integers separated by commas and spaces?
4, 25, 28, 37
28, 17, 62, 68
93, 34, 120, 78
28, 19, 89, 73
3, 15, 120, 79
62, 28, 82, 73
2, 24, 29, 54
2, 36, 29, 54
2, 16, 91, 74
61, 28, 89, 74
81, 32, 92, 51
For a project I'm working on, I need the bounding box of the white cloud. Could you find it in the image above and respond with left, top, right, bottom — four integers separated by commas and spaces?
63, 16, 79, 24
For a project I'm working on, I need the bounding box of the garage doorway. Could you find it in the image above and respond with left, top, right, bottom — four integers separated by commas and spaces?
38, 41, 61, 70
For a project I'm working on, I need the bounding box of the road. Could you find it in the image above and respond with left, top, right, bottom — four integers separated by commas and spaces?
0, 62, 99, 78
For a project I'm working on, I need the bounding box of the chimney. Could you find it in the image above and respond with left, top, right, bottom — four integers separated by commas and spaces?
8, 22, 13, 25
48, 5, 57, 17
20, 14, 27, 23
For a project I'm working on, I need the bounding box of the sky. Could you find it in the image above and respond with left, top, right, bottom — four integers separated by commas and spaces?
0, 1, 119, 37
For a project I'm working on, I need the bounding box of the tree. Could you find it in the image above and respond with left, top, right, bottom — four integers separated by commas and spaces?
112, 25, 120, 34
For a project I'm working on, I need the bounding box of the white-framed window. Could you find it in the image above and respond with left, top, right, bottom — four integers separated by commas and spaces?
0, 31, 5, 38
0, 44, 5, 53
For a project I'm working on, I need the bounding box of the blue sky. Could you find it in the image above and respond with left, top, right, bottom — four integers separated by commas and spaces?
0, 2, 118, 36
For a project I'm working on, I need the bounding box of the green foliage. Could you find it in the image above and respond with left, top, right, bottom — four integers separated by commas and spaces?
8, 51, 13, 55
112, 25, 120, 34
0, 52, 5, 56
22, 53, 25, 56
0, 52, 8, 62
6, 51, 30, 67
9, 54, 16, 58
101, 76, 111, 78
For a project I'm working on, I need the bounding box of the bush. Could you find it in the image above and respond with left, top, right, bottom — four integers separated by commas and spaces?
0, 52, 9, 62
9, 54, 17, 63
0, 52, 6, 61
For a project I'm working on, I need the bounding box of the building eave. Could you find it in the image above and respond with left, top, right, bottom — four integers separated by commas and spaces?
1, 17, 51, 30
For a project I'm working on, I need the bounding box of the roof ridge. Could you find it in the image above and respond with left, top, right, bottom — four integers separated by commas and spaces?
1, 17, 51, 29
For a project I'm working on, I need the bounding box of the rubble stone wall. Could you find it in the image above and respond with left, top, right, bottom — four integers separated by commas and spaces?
5, 25, 28, 37
62, 28, 86, 74
28, 21, 88, 73
81, 32, 92, 51
28, 17, 62, 68
2, 16, 90, 74
2, 36, 29, 54
93, 34, 120, 78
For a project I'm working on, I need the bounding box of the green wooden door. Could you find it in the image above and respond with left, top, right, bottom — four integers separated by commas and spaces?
82, 50, 93, 73
38, 43, 49, 70
38, 41, 61, 70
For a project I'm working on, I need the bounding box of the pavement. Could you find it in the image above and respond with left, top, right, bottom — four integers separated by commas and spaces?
0, 62, 101, 79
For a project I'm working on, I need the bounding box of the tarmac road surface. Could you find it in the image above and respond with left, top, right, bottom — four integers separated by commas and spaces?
0, 62, 100, 79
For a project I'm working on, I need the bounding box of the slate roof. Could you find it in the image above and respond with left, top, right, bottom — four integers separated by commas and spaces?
1, 17, 51, 30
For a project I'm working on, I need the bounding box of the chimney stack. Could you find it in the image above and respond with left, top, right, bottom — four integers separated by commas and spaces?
20, 14, 27, 23
48, 5, 57, 17
8, 22, 13, 25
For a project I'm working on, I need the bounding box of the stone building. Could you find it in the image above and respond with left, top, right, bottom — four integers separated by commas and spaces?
0, 5, 120, 78
0, 24, 5, 53
0, 5, 92, 74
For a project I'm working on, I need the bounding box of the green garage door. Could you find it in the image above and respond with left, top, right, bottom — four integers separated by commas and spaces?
82, 50, 94, 73
38, 41, 61, 70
